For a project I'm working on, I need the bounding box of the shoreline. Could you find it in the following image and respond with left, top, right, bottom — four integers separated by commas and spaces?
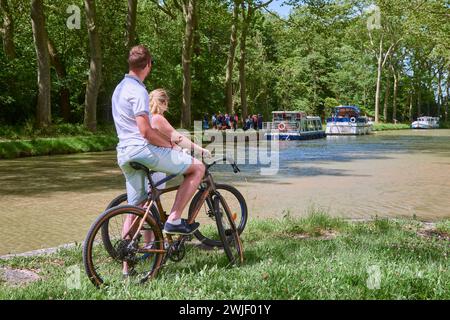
0, 125, 417, 160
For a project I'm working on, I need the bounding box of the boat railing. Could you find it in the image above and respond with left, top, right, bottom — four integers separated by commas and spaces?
263, 121, 300, 131
327, 117, 368, 123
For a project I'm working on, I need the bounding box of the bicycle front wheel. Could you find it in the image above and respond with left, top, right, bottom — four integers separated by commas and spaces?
188, 184, 247, 247
213, 194, 244, 266
83, 205, 165, 288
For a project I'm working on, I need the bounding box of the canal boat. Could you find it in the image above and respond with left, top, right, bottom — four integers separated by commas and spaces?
325, 106, 372, 135
264, 111, 326, 141
411, 116, 440, 129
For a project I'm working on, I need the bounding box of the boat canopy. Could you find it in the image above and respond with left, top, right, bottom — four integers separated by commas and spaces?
333, 106, 361, 118
271, 111, 307, 122
417, 116, 439, 122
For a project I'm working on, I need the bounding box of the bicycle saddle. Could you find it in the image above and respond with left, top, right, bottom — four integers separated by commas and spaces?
129, 162, 156, 175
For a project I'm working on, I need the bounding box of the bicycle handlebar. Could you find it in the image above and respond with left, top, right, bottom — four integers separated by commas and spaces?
205, 155, 240, 174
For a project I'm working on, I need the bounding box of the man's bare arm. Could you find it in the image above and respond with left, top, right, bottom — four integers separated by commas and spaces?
136, 114, 172, 148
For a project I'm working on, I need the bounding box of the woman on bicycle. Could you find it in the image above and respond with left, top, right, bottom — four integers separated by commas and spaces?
148, 88, 211, 158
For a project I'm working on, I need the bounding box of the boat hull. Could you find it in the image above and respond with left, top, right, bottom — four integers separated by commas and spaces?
411, 123, 439, 129
265, 131, 326, 141
325, 122, 372, 135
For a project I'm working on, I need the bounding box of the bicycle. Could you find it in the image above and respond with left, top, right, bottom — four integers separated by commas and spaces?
105, 170, 248, 248
83, 157, 244, 287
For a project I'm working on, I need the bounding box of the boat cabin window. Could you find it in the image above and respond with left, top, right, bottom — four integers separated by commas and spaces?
272, 112, 305, 122
315, 120, 322, 130
335, 108, 359, 118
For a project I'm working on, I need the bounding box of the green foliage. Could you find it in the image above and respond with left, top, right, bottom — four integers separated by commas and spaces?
440, 122, 450, 129
0, 123, 115, 139
0, 135, 118, 159
0, 0, 449, 127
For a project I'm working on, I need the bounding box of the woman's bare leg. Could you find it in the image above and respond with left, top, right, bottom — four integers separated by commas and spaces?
167, 159, 205, 222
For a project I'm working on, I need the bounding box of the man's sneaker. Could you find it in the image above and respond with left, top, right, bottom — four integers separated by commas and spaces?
163, 220, 200, 235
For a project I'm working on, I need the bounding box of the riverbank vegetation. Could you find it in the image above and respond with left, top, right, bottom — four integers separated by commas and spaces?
0, 135, 117, 159
0, 123, 117, 159
1, 212, 448, 299
371, 123, 410, 131
1, 0, 449, 133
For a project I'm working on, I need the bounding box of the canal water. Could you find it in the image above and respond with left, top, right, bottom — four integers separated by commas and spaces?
0, 130, 449, 255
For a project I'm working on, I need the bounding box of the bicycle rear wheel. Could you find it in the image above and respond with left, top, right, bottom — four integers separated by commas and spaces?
83, 205, 165, 287
101, 196, 161, 261
213, 194, 244, 266
189, 184, 247, 247
106, 193, 128, 209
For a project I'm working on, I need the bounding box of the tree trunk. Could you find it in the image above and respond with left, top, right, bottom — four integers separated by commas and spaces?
47, 38, 70, 122
0, 0, 15, 59
125, 0, 137, 50
84, 0, 102, 132
417, 85, 421, 118
427, 77, 432, 116
445, 73, 449, 122
437, 69, 443, 119
392, 70, 398, 123
31, 0, 51, 128
224, 0, 239, 115
237, 1, 272, 119
408, 93, 413, 121
192, 0, 200, 57
239, 2, 251, 121
374, 38, 383, 123
383, 75, 390, 122
181, 0, 195, 129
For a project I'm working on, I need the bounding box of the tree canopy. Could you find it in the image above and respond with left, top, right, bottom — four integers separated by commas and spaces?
0, 0, 449, 129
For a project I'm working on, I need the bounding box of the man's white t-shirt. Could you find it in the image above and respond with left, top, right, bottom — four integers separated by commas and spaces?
112, 74, 150, 148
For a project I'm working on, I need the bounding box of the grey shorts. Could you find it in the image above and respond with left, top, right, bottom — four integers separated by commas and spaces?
117, 144, 193, 205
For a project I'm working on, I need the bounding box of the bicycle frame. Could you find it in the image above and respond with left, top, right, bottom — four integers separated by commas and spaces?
122, 165, 219, 254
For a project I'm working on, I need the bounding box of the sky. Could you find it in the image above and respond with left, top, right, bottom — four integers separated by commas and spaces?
267, 0, 293, 17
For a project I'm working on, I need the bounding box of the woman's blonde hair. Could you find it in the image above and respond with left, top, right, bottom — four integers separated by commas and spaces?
149, 89, 169, 114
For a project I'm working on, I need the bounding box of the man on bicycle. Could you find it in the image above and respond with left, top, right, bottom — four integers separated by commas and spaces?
112, 45, 205, 235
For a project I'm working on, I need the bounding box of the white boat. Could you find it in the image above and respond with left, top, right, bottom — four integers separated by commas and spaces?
264, 111, 326, 141
326, 106, 372, 135
411, 117, 439, 129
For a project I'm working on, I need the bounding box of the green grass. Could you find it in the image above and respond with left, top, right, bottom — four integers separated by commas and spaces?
0, 135, 118, 159
435, 220, 450, 235
0, 123, 115, 140
372, 123, 411, 131
0, 123, 118, 159
1, 213, 448, 300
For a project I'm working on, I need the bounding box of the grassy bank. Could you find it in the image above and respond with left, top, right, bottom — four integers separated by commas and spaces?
0, 124, 118, 159
371, 123, 411, 131
1, 213, 448, 300
0, 135, 118, 159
